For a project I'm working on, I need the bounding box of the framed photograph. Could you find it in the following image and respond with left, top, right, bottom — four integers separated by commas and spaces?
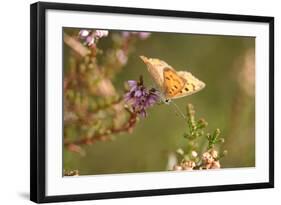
30, 1, 274, 203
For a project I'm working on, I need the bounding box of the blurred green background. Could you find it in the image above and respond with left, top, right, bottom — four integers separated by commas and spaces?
64, 29, 255, 175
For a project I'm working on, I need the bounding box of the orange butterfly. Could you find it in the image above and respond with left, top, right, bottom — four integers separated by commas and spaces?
140, 56, 205, 100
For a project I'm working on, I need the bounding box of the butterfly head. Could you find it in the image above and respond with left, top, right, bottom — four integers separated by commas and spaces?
164, 98, 172, 104
157, 95, 171, 104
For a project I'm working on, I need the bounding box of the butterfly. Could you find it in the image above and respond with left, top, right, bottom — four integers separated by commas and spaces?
140, 56, 205, 101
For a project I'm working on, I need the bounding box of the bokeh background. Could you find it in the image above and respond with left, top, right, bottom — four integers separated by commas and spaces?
63, 28, 255, 175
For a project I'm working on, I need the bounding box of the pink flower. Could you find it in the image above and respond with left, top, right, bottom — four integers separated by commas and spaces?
122, 31, 130, 38
85, 36, 95, 46
116, 50, 128, 65
78, 29, 90, 38
121, 31, 151, 40
94, 30, 109, 38
78, 29, 109, 47
138, 32, 151, 40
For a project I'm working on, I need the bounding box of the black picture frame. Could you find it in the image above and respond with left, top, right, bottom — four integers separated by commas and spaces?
30, 1, 274, 203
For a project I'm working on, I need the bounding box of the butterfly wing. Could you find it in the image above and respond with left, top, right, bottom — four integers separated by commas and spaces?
170, 71, 206, 99
163, 68, 186, 98
140, 56, 205, 100
140, 56, 175, 91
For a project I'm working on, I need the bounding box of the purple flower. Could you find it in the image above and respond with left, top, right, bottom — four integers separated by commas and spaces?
78, 29, 109, 47
124, 77, 160, 117
85, 36, 95, 46
79, 30, 90, 38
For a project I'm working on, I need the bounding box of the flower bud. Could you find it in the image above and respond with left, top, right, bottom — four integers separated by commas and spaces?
173, 165, 183, 171
94, 30, 109, 38
191, 151, 198, 158
176, 148, 185, 156
210, 149, 218, 159
212, 161, 221, 169
202, 152, 214, 164
181, 160, 195, 170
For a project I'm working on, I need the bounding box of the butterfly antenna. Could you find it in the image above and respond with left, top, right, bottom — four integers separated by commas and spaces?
171, 101, 187, 120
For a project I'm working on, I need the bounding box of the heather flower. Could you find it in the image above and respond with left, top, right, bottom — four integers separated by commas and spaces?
124, 77, 160, 117
79, 29, 90, 38
211, 161, 221, 169
202, 149, 221, 169
78, 30, 95, 46
85, 36, 95, 46
116, 49, 128, 65
122, 31, 151, 40
202, 151, 214, 164
64, 169, 79, 176
138, 32, 151, 40
173, 165, 183, 171
181, 160, 196, 171
191, 150, 198, 158
122, 31, 130, 38
210, 149, 218, 159
94, 30, 109, 38
78, 29, 109, 47
172, 160, 195, 171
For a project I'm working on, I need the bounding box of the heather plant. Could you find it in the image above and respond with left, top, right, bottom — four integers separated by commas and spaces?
64, 29, 151, 155
172, 104, 227, 171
